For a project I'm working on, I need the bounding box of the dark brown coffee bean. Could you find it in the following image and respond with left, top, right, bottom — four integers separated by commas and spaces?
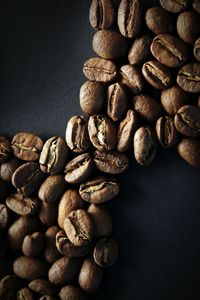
12, 132, 43, 162
65, 116, 91, 153
48, 256, 82, 286
0, 178, 7, 202
12, 162, 45, 196
16, 287, 34, 300
13, 256, 49, 281
22, 232, 44, 257
107, 82, 128, 122
58, 189, 85, 229
78, 258, 103, 294
29, 279, 56, 296
194, 38, 200, 63
177, 63, 200, 94
161, 85, 189, 116
151, 34, 188, 68
118, 0, 142, 38
128, 35, 152, 65
88, 114, 116, 151
0, 137, 11, 164
177, 137, 200, 166
159, 0, 189, 13
39, 201, 58, 226
0, 275, 22, 300
79, 176, 119, 204
59, 285, 87, 300
38, 174, 67, 203
142, 60, 172, 90
64, 209, 94, 246
6, 193, 40, 216
177, 11, 200, 45
134, 127, 157, 166
88, 204, 112, 238
79, 81, 106, 116
174, 105, 200, 137
83, 57, 117, 83
145, 7, 174, 35
156, 116, 179, 148
93, 237, 119, 267
193, 0, 200, 13
120, 64, 144, 95
117, 109, 138, 152
0, 157, 21, 182
40, 136, 68, 174
44, 226, 61, 264
0, 204, 12, 230
133, 94, 163, 123
89, 0, 115, 30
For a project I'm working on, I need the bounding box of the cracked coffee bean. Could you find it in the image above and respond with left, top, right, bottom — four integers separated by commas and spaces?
89, 0, 115, 30
59, 285, 87, 300
93, 237, 119, 267
159, 0, 189, 13
177, 137, 200, 166
120, 64, 144, 95
6, 192, 39, 216
22, 232, 44, 257
156, 116, 179, 148
128, 34, 152, 65
145, 7, 174, 35
0, 137, 11, 164
177, 63, 200, 93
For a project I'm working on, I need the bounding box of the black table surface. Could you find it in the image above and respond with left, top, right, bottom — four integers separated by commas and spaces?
0, 1, 200, 299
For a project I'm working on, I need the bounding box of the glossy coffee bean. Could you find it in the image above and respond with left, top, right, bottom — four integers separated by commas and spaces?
89, 0, 115, 30
39, 201, 58, 226
0, 136, 11, 163
44, 226, 61, 264
6, 192, 40, 216
16, 288, 34, 300
145, 7, 174, 35
128, 35, 152, 65
177, 137, 200, 166
0, 157, 21, 182
88, 204, 112, 238
177, 63, 200, 94
59, 285, 87, 300
22, 232, 44, 257
0, 204, 12, 230
159, 0, 189, 13
93, 237, 119, 267
0, 275, 22, 300
193, 0, 200, 13
194, 38, 200, 62
177, 11, 200, 45
156, 116, 179, 148
120, 64, 144, 95
29, 279, 56, 296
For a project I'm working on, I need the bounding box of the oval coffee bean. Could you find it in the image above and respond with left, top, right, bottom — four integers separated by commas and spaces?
177, 137, 200, 166
11, 132, 43, 162
151, 34, 188, 68
0, 275, 22, 300
142, 60, 172, 90
145, 7, 174, 35
64, 153, 93, 184
88, 204, 112, 238
156, 116, 179, 148
79, 176, 119, 204
193, 0, 200, 13
177, 63, 200, 93
44, 226, 61, 264
39, 201, 58, 226
0, 204, 12, 230
128, 34, 152, 65
63, 209, 94, 246
107, 82, 128, 121
83, 57, 117, 83
22, 232, 44, 257
0, 157, 21, 182
174, 105, 200, 137
89, 0, 115, 30
93, 237, 119, 267
16, 288, 34, 300
177, 11, 200, 45
6, 193, 40, 216
194, 38, 200, 62
29, 279, 56, 296
120, 64, 144, 95
59, 285, 87, 300
134, 127, 157, 166
159, 0, 189, 13
0, 136, 11, 163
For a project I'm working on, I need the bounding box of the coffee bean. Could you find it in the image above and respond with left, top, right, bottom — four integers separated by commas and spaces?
174, 105, 200, 137
88, 114, 116, 151
142, 60, 172, 90
78, 258, 103, 293
0, 137, 11, 164
177, 137, 200, 166
117, 109, 138, 152
12, 132, 43, 162
6, 192, 40, 216
118, 0, 142, 38
0, 275, 22, 300
151, 34, 188, 68
79, 176, 119, 204
88, 204, 112, 238
93, 237, 119, 267
177, 63, 200, 94
0, 204, 12, 230
83, 57, 117, 83
29, 279, 56, 296
193, 0, 200, 13
120, 64, 144, 95
39, 201, 58, 226
177, 11, 200, 45
79, 81, 106, 116
156, 116, 179, 148
194, 38, 200, 63
159, 0, 189, 13
59, 285, 87, 300
107, 82, 128, 122
65, 116, 91, 153
16, 288, 34, 300
64, 209, 94, 246
44, 226, 61, 264
128, 35, 152, 65
0, 157, 21, 182
145, 7, 174, 34
22, 232, 44, 257
134, 127, 157, 166
89, 0, 115, 30
133, 94, 163, 123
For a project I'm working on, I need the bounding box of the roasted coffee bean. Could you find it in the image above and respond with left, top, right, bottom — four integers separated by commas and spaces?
193, 0, 200, 13
40, 136, 68, 174
177, 11, 200, 45
7, 216, 40, 250
64, 209, 94, 246
79, 81, 106, 116
78, 258, 103, 294
0, 178, 7, 202
93, 237, 119, 267
56, 230, 90, 257
88, 114, 116, 151
0, 260, 13, 280
38, 174, 67, 203
58, 189, 85, 229
120, 64, 144, 95
151, 34, 188, 68
177, 63, 200, 94
118, 0, 142, 39
16, 287, 34, 300
12, 132, 43, 162
48, 256, 82, 286
0, 137, 11, 164
107, 82, 128, 122
174, 105, 200, 137
134, 127, 157, 166
89, 0, 115, 30
13, 256, 49, 281
59, 285, 87, 300
194, 38, 200, 62
145, 7, 174, 35
12, 162, 45, 196
0, 275, 22, 300
117, 109, 138, 152
142, 60, 172, 90
64, 153, 93, 184
6, 192, 40, 216
79, 176, 119, 204
0, 204, 12, 230
88, 204, 112, 238
94, 149, 129, 174
44, 226, 61, 264
65, 116, 91, 153
29, 279, 56, 296
0, 157, 21, 182
128, 35, 152, 65
177, 137, 200, 166
83, 57, 117, 83
39, 201, 58, 226
133, 94, 163, 123
22, 232, 44, 257
156, 116, 179, 148
159, 0, 189, 13
161, 85, 189, 116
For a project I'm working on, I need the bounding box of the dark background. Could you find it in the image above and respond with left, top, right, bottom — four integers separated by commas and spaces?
0, 0, 200, 299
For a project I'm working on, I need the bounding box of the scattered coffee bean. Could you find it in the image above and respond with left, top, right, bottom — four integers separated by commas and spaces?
89, 0, 115, 30
22, 232, 44, 257
177, 63, 200, 94
88, 204, 112, 238
194, 37, 200, 62
59, 285, 87, 300
128, 35, 152, 65
159, 0, 189, 13
93, 237, 119, 267
120, 64, 144, 95
145, 7, 174, 35
16, 287, 34, 300
177, 137, 200, 166
29, 279, 56, 296
156, 116, 179, 148
176, 11, 200, 45
44, 226, 61, 264
0, 136, 11, 164
6, 192, 40, 216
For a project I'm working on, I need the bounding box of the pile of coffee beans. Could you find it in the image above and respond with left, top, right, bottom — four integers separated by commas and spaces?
0, 0, 200, 299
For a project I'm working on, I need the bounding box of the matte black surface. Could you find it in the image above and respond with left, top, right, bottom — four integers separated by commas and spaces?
0, 1, 200, 299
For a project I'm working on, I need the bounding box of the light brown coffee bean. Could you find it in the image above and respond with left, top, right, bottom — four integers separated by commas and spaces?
145, 7, 174, 34
120, 65, 144, 95
159, 0, 189, 13
177, 137, 200, 166
0, 137, 11, 164
177, 11, 200, 45
128, 35, 152, 65
6, 192, 40, 216
89, 0, 115, 30
88, 204, 112, 238
29, 279, 56, 296
22, 232, 44, 257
